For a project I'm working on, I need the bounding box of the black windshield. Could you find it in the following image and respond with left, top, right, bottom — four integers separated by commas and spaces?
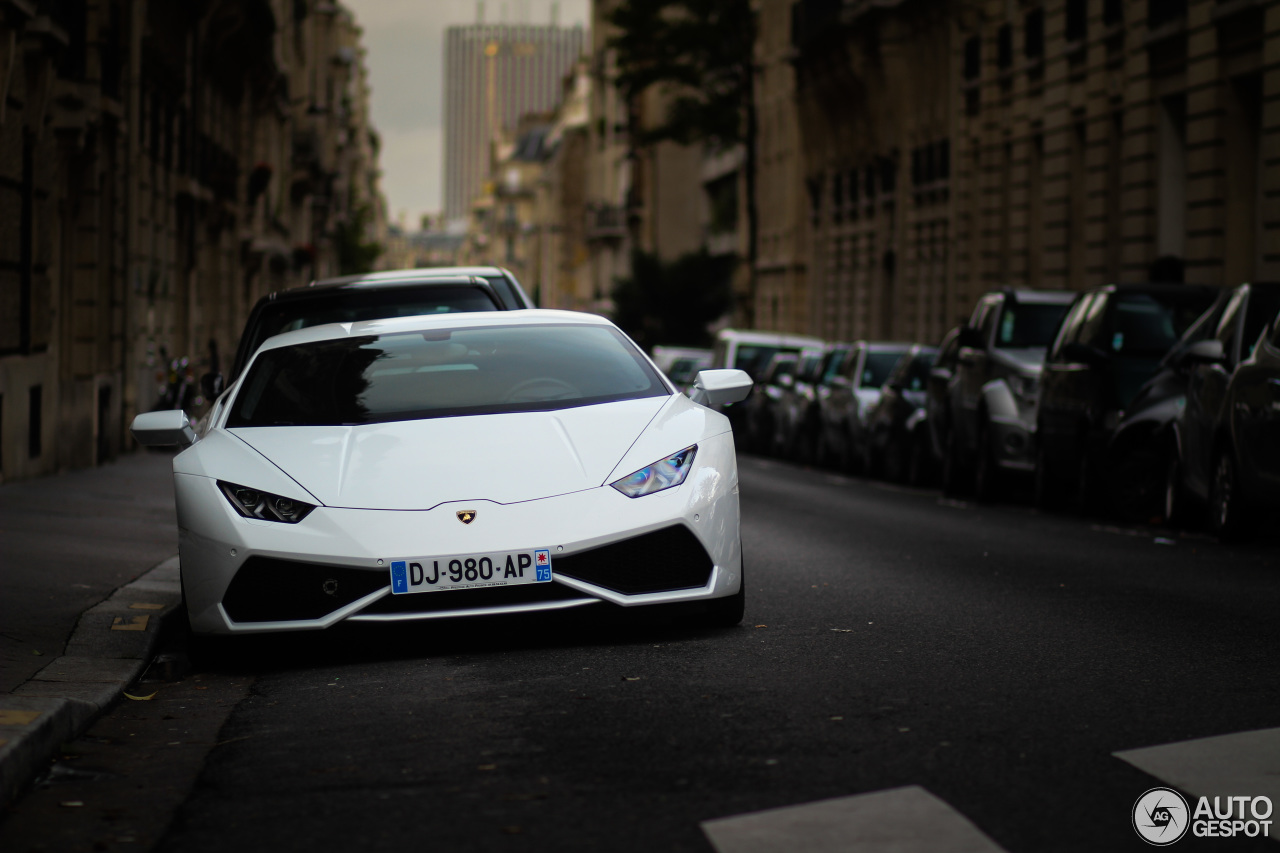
996, 302, 1071, 348
228, 324, 667, 427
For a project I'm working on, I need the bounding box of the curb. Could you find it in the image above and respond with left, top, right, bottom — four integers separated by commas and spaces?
0, 556, 183, 805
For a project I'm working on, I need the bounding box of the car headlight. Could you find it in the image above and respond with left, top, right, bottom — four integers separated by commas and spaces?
218, 481, 316, 523
610, 446, 697, 498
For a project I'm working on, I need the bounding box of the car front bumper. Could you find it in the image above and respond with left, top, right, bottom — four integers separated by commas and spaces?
175, 433, 743, 634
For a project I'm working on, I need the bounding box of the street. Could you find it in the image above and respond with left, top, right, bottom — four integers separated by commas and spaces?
2, 456, 1278, 852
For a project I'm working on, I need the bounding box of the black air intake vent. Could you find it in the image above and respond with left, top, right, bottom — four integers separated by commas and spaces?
555, 525, 713, 595
222, 557, 387, 623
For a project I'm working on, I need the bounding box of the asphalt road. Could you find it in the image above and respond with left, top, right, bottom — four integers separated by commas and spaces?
4, 456, 1279, 852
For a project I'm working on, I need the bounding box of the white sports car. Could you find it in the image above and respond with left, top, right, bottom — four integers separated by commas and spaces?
132, 310, 753, 635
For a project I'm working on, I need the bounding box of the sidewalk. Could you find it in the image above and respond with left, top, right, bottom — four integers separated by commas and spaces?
0, 451, 183, 802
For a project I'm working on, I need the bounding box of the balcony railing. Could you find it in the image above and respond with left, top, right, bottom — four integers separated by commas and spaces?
585, 204, 626, 240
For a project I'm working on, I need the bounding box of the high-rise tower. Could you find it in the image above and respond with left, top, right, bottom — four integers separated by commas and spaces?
443, 24, 584, 223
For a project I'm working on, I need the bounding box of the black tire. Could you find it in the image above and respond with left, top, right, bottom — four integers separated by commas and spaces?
1209, 448, 1253, 542
1033, 439, 1064, 510
1164, 452, 1188, 528
1108, 443, 1165, 524
942, 428, 971, 497
906, 430, 931, 487
972, 417, 1002, 503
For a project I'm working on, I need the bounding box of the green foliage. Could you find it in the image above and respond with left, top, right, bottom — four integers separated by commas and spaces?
611, 249, 734, 349
335, 205, 383, 276
606, 0, 754, 149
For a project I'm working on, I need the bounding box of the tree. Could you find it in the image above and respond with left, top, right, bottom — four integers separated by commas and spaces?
611, 248, 734, 349
335, 204, 383, 276
607, 0, 758, 324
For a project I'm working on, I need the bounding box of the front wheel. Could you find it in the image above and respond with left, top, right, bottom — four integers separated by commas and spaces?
1210, 449, 1253, 542
972, 418, 1002, 503
1164, 453, 1188, 528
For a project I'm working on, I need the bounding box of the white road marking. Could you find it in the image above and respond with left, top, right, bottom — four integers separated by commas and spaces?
701, 785, 1009, 853
1115, 727, 1280, 803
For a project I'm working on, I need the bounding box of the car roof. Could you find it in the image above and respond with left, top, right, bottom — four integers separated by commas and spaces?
308, 266, 510, 289
253, 308, 613, 354
259, 274, 497, 304
855, 340, 915, 352
995, 288, 1076, 305
715, 328, 825, 348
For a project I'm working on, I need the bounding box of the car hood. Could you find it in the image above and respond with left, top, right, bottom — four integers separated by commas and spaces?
228, 397, 668, 510
990, 347, 1046, 375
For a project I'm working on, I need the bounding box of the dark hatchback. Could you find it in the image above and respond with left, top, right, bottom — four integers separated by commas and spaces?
1169, 282, 1280, 538
863, 344, 938, 483
1035, 283, 1219, 509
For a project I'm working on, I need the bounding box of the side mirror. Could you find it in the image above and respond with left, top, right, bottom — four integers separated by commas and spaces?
689, 369, 754, 407
131, 410, 196, 448
1184, 339, 1225, 364
1062, 341, 1110, 366
201, 372, 224, 400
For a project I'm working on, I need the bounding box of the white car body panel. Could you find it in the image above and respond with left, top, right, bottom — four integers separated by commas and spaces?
229, 397, 667, 510
162, 309, 745, 635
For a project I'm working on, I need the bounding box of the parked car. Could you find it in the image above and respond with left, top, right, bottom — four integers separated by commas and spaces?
132, 310, 754, 636
207, 266, 536, 398
782, 344, 851, 463
651, 346, 713, 391
817, 342, 911, 471
940, 289, 1075, 500
862, 345, 938, 483
741, 352, 800, 455
1167, 282, 1280, 537
710, 328, 824, 438
1035, 283, 1219, 510
1105, 288, 1235, 522
924, 327, 963, 478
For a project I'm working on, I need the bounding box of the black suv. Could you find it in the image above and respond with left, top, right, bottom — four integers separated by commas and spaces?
1035, 283, 1219, 509
1169, 282, 1280, 537
207, 266, 534, 396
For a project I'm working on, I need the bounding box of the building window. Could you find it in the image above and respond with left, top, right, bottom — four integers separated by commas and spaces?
997, 25, 1013, 69
963, 35, 981, 81
832, 172, 843, 224
1066, 0, 1087, 41
1104, 0, 1123, 26
1025, 9, 1044, 59
1156, 94, 1188, 260
1149, 0, 1186, 29
28, 385, 41, 459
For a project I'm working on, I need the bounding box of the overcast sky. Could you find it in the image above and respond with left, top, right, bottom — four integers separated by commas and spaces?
343, 0, 591, 230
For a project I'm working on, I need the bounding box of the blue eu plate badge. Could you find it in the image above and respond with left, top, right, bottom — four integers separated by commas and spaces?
535, 549, 552, 582
390, 561, 408, 594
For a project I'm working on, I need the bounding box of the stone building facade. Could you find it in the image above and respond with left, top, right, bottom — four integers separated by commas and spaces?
0, 0, 383, 482
767, 0, 1278, 343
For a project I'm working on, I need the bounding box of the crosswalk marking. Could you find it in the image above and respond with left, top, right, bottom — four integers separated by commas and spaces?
701, 785, 1009, 853
1115, 726, 1280, 804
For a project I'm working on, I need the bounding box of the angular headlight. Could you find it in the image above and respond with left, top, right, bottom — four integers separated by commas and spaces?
610, 446, 697, 498
218, 481, 316, 523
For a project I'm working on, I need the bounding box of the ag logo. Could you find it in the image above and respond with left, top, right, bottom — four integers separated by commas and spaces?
456, 509, 476, 525
1134, 787, 1190, 845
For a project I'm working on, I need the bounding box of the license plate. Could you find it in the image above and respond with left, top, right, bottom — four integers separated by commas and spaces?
389, 549, 552, 595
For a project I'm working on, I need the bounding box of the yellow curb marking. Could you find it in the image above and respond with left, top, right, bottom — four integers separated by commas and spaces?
0, 710, 43, 726
129, 603, 165, 611
111, 615, 150, 631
